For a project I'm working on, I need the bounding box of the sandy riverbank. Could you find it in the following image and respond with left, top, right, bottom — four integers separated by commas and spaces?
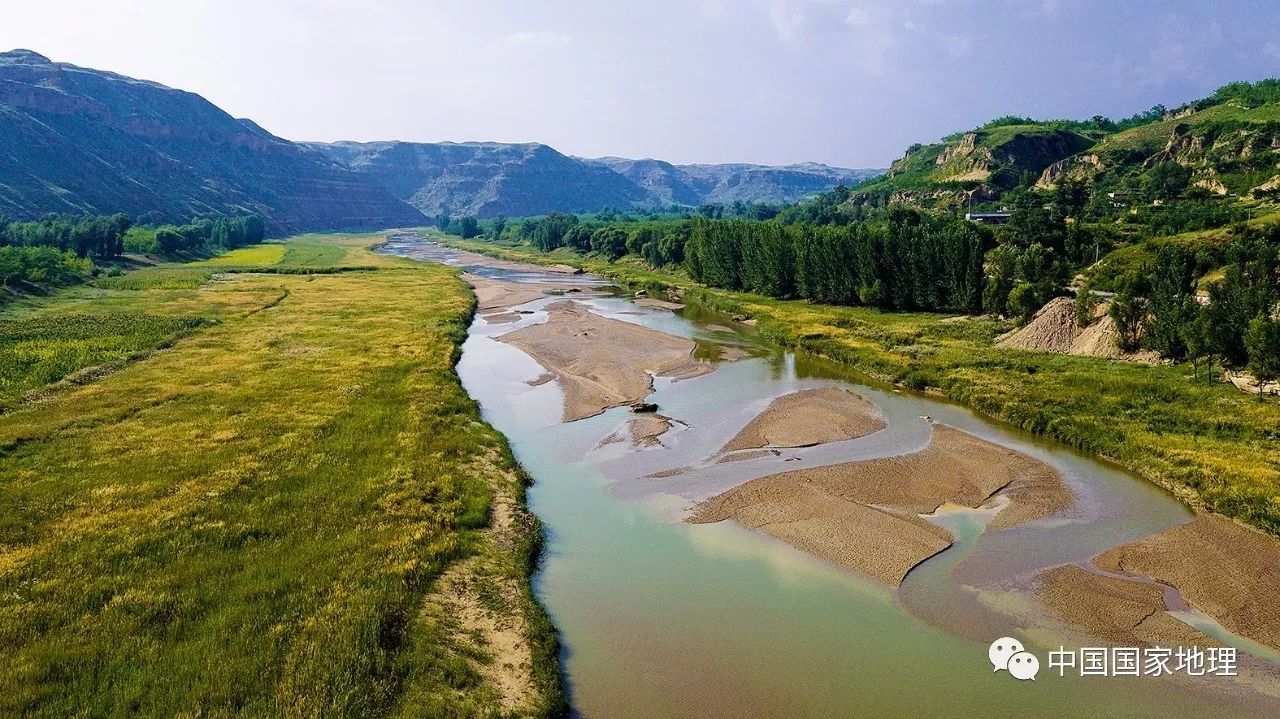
499, 301, 715, 421
721, 387, 886, 452
1093, 514, 1280, 651
629, 414, 674, 447
690, 423, 1073, 585
467, 273, 594, 313
1036, 564, 1212, 646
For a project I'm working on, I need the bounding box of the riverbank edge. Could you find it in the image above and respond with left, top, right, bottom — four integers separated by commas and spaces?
440, 281, 568, 718
433, 232, 1278, 540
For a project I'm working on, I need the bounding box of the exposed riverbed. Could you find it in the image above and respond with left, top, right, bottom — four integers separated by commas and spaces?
380, 234, 1280, 718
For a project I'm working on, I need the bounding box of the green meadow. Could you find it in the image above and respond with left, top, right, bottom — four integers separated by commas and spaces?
0, 235, 561, 718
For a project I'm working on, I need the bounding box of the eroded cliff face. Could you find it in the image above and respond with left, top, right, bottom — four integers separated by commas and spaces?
307, 141, 882, 218
881, 127, 1096, 194
1036, 104, 1280, 197
0, 50, 425, 233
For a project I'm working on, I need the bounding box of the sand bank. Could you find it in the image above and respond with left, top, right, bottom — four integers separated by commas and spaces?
635, 297, 686, 311
694, 481, 952, 585
1094, 514, 1280, 650
466, 273, 594, 313
500, 300, 714, 421
629, 414, 674, 448
690, 424, 1072, 585
1036, 564, 1210, 646
721, 388, 886, 452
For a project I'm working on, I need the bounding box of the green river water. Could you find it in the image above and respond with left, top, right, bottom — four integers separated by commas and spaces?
381, 235, 1280, 718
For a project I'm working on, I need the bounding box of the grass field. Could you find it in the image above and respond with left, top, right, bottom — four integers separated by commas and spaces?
0, 235, 562, 717
192, 243, 287, 266
442, 233, 1280, 537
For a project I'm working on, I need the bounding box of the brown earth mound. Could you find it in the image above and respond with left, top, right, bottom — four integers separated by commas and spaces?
997, 296, 1159, 362
721, 388, 886, 452
997, 297, 1079, 353
499, 301, 714, 421
1094, 514, 1280, 651
690, 424, 1072, 585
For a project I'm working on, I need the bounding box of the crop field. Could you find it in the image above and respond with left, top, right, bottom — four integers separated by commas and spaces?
0, 235, 561, 718
0, 312, 207, 409
193, 242, 287, 266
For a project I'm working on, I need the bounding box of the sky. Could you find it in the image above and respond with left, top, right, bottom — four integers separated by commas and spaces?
3, 1, 1279, 168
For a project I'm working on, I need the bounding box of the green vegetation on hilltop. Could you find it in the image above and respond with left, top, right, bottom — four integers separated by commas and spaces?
830, 78, 1280, 214
0, 234, 562, 717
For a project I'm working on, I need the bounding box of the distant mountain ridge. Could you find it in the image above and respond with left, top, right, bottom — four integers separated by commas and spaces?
0, 50, 426, 233
0, 49, 881, 229
307, 141, 881, 218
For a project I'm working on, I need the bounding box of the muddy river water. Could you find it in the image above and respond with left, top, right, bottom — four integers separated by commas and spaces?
380, 235, 1280, 718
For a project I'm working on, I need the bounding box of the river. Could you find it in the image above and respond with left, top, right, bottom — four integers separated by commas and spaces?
380, 234, 1280, 718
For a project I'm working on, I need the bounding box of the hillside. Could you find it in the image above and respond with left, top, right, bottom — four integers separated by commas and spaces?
1037, 101, 1280, 197
0, 50, 425, 234
310, 141, 880, 218
584, 156, 878, 206
0, 49, 877, 227
852, 123, 1102, 207
844, 82, 1280, 209
310, 141, 653, 218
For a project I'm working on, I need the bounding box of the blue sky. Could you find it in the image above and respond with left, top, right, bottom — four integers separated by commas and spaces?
3, 1, 1278, 167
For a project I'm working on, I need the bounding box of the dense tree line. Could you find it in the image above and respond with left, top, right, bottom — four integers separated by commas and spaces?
0, 214, 131, 292
434, 212, 484, 239
0, 212, 268, 297
0, 214, 132, 258
150, 215, 266, 255
1125, 223, 1280, 390
0, 246, 91, 289
685, 210, 988, 312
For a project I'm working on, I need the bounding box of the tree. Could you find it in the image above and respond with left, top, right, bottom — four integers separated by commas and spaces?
982, 244, 1020, 316
1007, 283, 1041, 325
1245, 315, 1280, 398
1109, 289, 1148, 353
1053, 177, 1089, 218
1145, 162, 1192, 200
1145, 244, 1197, 360
1074, 284, 1100, 327
589, 227, 628, 260
458, 216, 481, 239
488, 216, 507, 240
1182, 301, 1211, 383
156, 227, 186, 255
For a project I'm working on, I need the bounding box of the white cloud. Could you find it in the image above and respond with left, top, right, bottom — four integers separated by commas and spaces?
1266, 41, 1280, 60
767, 0, 807, 42
700, 0, 726, 19
501, 31, 572, 49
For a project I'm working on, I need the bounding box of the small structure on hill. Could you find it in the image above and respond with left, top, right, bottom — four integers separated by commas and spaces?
964, 211, 1012, 225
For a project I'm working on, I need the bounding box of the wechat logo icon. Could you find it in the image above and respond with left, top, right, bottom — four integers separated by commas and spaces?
990, 637, 1039, 681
